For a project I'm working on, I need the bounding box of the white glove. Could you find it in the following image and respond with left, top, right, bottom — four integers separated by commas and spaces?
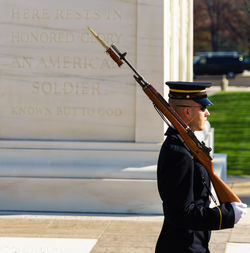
231, 202, 248, 224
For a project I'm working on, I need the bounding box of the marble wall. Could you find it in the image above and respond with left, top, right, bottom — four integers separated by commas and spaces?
0, 0, 193, 143
0, 0, 137, 141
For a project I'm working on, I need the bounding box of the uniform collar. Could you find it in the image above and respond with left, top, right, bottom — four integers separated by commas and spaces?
165, 126, 178, 136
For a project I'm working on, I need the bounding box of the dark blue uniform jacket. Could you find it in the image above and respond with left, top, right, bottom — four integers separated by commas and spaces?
155, 127, 234, 253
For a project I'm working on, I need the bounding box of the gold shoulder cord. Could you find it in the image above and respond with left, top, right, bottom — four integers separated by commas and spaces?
216, 206, 222, 230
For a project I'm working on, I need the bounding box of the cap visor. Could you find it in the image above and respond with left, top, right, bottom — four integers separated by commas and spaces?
194, 97, 213, 106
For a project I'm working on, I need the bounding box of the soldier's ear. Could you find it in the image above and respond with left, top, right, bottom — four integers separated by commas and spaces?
183, 107, 190, 116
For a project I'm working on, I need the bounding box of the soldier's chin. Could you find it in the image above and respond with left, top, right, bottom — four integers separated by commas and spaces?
194, 126, 205, 132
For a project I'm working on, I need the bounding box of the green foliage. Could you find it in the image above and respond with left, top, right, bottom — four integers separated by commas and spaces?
208, 92, 250, 175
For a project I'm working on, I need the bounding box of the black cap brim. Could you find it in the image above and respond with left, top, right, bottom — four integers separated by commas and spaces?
194, 97, 213, 106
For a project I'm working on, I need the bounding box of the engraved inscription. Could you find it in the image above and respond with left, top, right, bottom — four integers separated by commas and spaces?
11, 31, 122, 45
80, 32, 122, 44
55, 106, 122, 118
54, 8, 121, 21
12, 106, 52, 117
11, 8, 50, 20
0, 3, 135, 140
11, 105, 122, 118
11, 8, 122, 21
11, 31, 75, 44
32, 81, 103, 96
10, 56, 117, 70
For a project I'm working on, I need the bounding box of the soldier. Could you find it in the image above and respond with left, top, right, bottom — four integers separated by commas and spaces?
155, 82, 247, 253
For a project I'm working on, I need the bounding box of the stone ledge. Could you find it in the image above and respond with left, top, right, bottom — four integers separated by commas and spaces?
0, 140, 160, 180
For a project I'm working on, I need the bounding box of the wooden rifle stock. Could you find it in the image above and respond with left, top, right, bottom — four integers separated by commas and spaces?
143, 85, 241, 204
87, 27, 241, 204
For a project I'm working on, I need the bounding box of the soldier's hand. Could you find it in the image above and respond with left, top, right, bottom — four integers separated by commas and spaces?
231, 202, 248, 224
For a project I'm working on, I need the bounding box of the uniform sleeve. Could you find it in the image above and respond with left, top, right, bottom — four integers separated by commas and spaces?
157, 145, 235, 231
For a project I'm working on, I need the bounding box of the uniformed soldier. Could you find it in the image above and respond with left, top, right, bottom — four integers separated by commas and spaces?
155, 82, 247, 253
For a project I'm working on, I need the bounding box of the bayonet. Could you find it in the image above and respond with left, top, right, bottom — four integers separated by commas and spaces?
88, 26, 123, 67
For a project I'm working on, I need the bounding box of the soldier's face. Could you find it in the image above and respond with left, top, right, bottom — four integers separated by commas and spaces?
188, 103, 210, 131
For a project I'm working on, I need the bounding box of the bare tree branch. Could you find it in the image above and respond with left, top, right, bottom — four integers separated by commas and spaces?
194, 0, 249, 53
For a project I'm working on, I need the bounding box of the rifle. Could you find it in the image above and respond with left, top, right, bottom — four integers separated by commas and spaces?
88, 27, 241, 204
